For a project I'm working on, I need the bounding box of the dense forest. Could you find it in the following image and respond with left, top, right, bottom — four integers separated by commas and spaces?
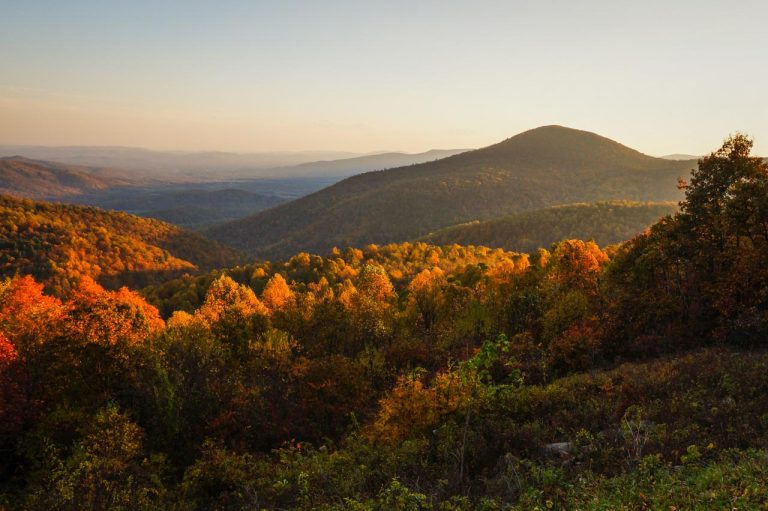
0, 195, 243, 294
209, 126, 694, 259
420, 200, 678, 253
0, 134, 767, 509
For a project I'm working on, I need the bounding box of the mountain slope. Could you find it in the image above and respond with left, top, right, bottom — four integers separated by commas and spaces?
0, 194, 244, 293
420, 201, 678, 253
209, 126, 695, 258
0, 156, 129, 198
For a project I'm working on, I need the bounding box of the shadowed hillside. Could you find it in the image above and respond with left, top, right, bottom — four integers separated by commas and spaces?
0, 156, 130, 198
0, 194, 244, 293
77, 188, 287, 230
209, 126, 695, 259
420, 201, 678, 252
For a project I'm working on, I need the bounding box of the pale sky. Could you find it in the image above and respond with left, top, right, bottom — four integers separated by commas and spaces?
1, 0, 766, 155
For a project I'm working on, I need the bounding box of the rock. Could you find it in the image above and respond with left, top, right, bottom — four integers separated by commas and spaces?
544, 442, 573, 457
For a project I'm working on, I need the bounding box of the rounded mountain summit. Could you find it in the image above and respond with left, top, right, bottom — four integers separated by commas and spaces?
208, 126, 695, 259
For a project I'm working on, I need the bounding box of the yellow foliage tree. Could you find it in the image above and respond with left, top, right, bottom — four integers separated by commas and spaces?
196, 275, 268, 326
261, 273, 295, 312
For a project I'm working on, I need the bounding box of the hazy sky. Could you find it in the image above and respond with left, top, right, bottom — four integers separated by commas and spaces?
1, 0, 766, 155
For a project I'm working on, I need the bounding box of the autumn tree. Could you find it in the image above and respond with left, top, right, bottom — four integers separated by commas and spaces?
540, 240, 608, 372
261, 273, 295, 312
66, 276, 164, 345
0, 275, 65, 355
195, 275, 269, 353
545, 240, 608, 296
341, 264, 397, 347
407, 267, 447, 332
197, 275, 268, 325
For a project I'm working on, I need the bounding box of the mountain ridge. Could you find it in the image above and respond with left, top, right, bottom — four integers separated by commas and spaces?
0, 194, 244, 293
208, 126, 695, 258
0, 146, 470, 181
0, 156, 132, 198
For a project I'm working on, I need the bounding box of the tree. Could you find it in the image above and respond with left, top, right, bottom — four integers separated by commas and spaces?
341, 265, 397, 346
25, 404, 166, 510
67, 277, 164, 345
545, 240, 608, 296
680, 133, 767, 252
0, 331, 26, 446
197, 275, 268, 325
602, 133, 768, 350
179, 440, 259, 510
261, 273, 295, 312
195, 275, 269, 352
407, 268, 447, 332
0, 275, 65, 355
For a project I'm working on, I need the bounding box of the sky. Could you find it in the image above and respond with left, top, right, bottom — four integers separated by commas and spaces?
1, 0, 766, 155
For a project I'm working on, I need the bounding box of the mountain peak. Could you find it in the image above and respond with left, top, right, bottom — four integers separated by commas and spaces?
498, 125, 627, 147
209, 126, 692, 258
477, 125, 652, 166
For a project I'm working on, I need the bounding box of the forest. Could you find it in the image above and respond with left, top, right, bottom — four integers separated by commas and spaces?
1, 134, 768, 509
0, 195, 243, 294
419, 200, 678, 253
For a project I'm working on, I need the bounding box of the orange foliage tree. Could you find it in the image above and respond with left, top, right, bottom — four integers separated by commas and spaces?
0, 275, 65, 354
66, 276, 164, 345
261, 273, 295, 312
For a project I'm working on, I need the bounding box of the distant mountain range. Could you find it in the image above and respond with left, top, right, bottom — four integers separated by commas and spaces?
269, 149, 469, 179
419, 201, 679, 253
0, 146, 359, 178
0, 146, 468, 181
208, 126, 696, 259
0, 150, 469, 230
661, 153, 701, 161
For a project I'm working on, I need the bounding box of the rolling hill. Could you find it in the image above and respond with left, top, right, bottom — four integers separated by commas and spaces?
0, 194, 244, 293
419, 201, 678, 253
208, 126, 695, 259
0, 156, 130, 198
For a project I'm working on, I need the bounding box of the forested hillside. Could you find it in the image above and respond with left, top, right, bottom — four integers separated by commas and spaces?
420, 201, 678, 252
142, 241, 522, 317
0, 195, 243, 293
1, 134, 767, 509
0, 156, 127, 198
209, 126, 694, 258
